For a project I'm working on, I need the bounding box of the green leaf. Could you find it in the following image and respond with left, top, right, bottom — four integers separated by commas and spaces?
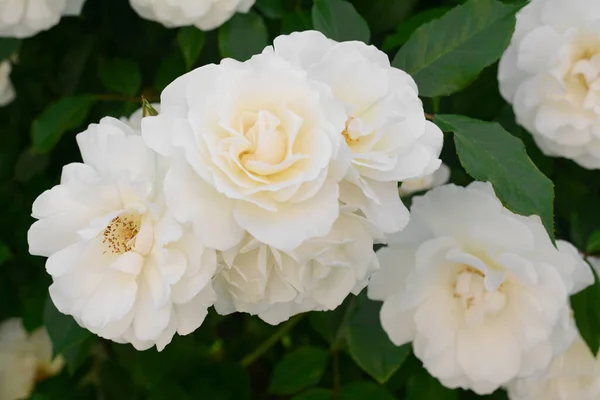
154, 51, 186, 93
62, 336, 94, 375
256, 0, 285, 19
340, 382, 395, 400
292, 389, 333, 400
405, 365, 458, 400
0, 38, 20, 60
31, 95, 97, 153
282, 11, 313, 34
44, 296, 91, 358
572, 269, 600, 355
14, 148, 49, 182
309, 298, 351, 344
177, 27, 205, 71
435, 114, 555, 242
571, 192, 600, 250
392, 0, 522, 97
99, 58, 142, 95
382, 7, 450, 52
219, 12, 268, 61
312, 0, 370, 43
269, 347, 330, 395
353, 0, 417, 34
588, 230, 600, 253
347, 295, 411, 384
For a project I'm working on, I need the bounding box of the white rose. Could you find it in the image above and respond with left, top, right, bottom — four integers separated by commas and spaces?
0, 0, 86, 38
399, 163, 450, 197
0, 61, 15, 107
266, 31, 444, 234
507, 334, 600, 400
214, 211, 378, 325
499, 0, 600, 169
142, 51, 350, 251
27, 117, 217, 351
0, 318, 64, 400
129, 0, 255, 31
367, 182, 594, 394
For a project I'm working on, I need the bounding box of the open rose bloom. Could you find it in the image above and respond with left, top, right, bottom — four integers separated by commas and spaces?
499, 0, 600, 169
28, 117, 217, 351
368, 182, 594, 394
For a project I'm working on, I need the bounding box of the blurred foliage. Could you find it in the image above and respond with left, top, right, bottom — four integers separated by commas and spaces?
1, 0, 600, 399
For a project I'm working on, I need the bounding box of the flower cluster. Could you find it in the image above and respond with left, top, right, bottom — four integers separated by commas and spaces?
0, 319, 64, 400
28, 30, 443, 349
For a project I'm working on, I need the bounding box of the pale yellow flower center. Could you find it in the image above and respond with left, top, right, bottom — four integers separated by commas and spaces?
453, 266, 506, 315
341, 117, 360, 147
564, 34, 600, 110
102, 213, 141, 255
240, 110, 287, 174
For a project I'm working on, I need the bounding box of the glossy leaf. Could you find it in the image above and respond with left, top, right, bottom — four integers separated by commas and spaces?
31, 95, 97, 153
435, 114, 555, 242
347, 295, 411, 384
393, 0, 523, 97
99, 58, 142, 95
572, 270, 600, 355
269, 347, 330, 395
44, 296, 91, 358
177, 27, 205, 71
312, 0, 370, 43
219, 12, 268, 61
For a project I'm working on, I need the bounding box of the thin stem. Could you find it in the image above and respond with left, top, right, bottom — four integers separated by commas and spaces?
240, 314, 304, 367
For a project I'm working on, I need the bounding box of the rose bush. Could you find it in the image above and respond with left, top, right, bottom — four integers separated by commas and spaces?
2, 0, 600, 399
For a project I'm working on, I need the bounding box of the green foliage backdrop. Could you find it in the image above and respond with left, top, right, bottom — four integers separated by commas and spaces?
1, 0, 598, 399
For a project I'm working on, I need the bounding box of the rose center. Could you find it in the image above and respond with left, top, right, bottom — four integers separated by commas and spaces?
453, 266, 506, 319
240, 110, 287, 172
342, 117, 360, 147
564, 34, 600, 111
102, 213, 141, 255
